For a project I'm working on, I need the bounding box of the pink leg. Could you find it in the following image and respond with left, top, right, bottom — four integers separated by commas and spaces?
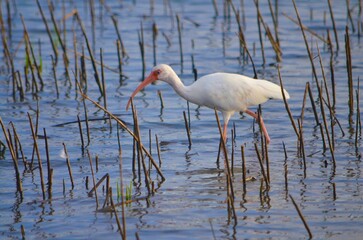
222, 122, 228, 143
245, 109, 271, 144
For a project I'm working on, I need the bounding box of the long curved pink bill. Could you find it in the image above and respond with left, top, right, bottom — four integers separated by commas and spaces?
126, 72, 157, 110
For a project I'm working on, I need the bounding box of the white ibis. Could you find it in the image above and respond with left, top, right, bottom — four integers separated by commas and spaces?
126, 64, 290, 143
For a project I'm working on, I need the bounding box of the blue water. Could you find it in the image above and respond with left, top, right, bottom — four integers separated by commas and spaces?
0, 0, 362, 239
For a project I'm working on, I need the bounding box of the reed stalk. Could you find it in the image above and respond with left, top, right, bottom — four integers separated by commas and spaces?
278, 68, 299, 138
76, 12, 103, 96
355, 80, 361, 149
176, 14, 183, 72
183, 111, 192, 148
43, 128, 52, 199
20, 15, 44, 88
118, 151, 127, 239
62, 143, 74, 190
138, 22, 146, 79
155, 134, 162, 167
10, 122, 27, 169
152, 22, 158, 66
0, 118, 23, 194
345, 26, 354, 117
27, 113, 46, 199
79, 91, 165, 180
36, 0, 58, 64
327, 0, 339, 50
77, 115, 85, 152
241, 145, 246, 192
108, 187, 125, 239
254, 143, 269, 188
289, 194, 313, 239
214, 109, 237, 224
88, 151, 99, 209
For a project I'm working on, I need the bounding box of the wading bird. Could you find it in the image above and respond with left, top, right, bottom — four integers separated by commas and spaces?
127, 64, 290, 143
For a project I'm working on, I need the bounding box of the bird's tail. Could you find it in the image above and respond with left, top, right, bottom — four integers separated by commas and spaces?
259, 80, 290, 100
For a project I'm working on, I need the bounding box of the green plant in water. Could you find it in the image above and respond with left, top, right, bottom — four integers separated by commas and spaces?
38, 55, 43, 74
126, 182, 132, 202
116, 181, 121, 202
24, 54, 43, 75
25, 53, 31, 75
116, 180, 133, 203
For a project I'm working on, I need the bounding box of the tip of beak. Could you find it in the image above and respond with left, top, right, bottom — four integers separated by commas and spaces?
126, 98, 131, 111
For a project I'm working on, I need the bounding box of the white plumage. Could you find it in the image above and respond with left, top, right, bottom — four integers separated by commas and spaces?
127, 64, 290, 143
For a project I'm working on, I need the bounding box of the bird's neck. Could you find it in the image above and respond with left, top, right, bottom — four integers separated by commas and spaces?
167, 73, 194, 103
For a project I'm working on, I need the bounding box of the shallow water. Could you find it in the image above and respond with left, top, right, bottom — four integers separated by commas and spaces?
0, 0, 362, 239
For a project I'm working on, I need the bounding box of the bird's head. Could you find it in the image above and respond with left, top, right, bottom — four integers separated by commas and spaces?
126, 64, 174, 110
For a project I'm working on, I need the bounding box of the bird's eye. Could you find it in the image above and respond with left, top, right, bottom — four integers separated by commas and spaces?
156, 70, 161, 75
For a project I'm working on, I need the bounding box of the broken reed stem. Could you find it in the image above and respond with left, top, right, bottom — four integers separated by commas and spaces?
282, 12, 329, 44
289, 194, 313, 239
43, 128, 53, 199
88, 151, 99, 209
176, 14, 183, 72
254, 143, 269, 188
183, 111, 192, 148
345, 26, 354, 117
62, 143, 74, 190
0, 117, 23, 194
88, 173, 109, 196
75, 12, 103, 96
